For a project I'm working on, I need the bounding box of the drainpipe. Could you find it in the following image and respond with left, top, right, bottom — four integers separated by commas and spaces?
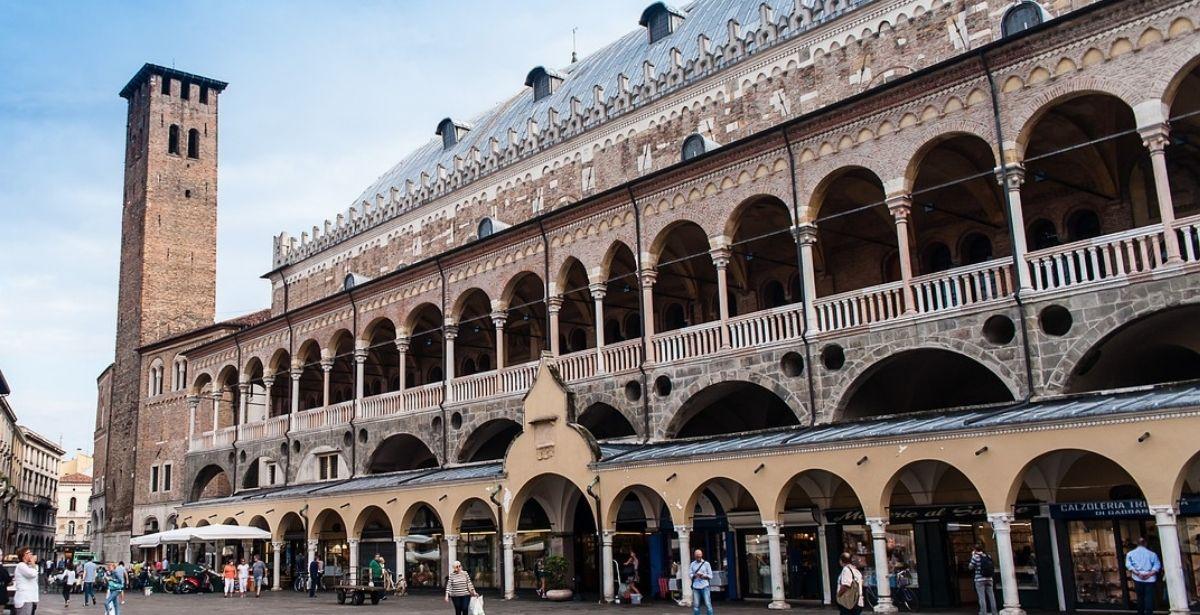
980, 50, 1036, 401
489, 484, 505, 597
781, 128, 820, 427
627, 186, 652, 443
232, 331, 243, 487
347, 285, 359, 478
435, 256, 450, 467
586, 476, 603, 603
281, 273, 295, 486
537, 219, 552, 357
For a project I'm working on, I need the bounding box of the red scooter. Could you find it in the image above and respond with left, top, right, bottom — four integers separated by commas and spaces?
175, 566, 220, 594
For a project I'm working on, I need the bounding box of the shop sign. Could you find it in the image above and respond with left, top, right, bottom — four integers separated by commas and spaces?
1049, 499, 1149, 519
824, 504, 1037, 524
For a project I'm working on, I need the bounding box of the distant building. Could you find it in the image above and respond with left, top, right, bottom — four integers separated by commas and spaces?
55, 463, 92, 560
15, 427, 63, 561
0, 372, 19, 553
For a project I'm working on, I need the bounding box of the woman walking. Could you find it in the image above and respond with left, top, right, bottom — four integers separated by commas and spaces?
12, 548, 38, 615
444, 560, 478, 615
836, 553, 864, 615
58, 565, 76, 607
105, 562, 125, 615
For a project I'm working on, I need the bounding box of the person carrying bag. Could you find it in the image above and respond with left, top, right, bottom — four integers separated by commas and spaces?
444, 560, 478, 615
836, 553, 864, 615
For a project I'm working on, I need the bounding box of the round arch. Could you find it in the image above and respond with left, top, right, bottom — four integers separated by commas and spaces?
1005, 448, 1145, 509
189, 464, 232, 502
366, 433, 438, 474
577, 402, 637, 440
458, 419, 522, 463
667, 380, 800, 439
1065, 305, 1200, 393
275, 511, 306, 542
837, 348, 1015, 420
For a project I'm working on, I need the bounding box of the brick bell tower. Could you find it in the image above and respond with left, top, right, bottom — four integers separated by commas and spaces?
101, 64, 226, 550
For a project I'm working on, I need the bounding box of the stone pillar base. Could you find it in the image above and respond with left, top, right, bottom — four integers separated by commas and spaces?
873, 603, 899, 613
768, 599, 792, 609
271, 587, 282, 591
1000, 607, 1026, 615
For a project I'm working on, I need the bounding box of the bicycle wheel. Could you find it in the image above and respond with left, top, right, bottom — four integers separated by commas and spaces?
862, 585, 878, 610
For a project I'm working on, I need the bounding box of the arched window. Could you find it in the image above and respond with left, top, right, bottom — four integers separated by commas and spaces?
681, 134, 708, 162
187, 129, 200, 159
167, 125, 180, 155
1028, 218, 1059, 250
1066, 209, 1102, 242
525, 67, 563, 102
67, 521, 75, 536
923, 242, 954, 273
961, 233, 994, 264
1001, 1, 1044, 37
477, 218, 494, 239
69, 497, 77, 512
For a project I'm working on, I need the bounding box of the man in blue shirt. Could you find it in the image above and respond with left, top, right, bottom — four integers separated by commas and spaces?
81, 559, 98, 606
688, 549, 714, 615
1125, 537, 1162, 615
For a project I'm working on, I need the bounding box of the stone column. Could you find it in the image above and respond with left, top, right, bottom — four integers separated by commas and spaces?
307, 538, 319, 569
348, 539, 360, 585
271, 540, 283, 591
547, 296, 563, 356
601, 530, 615, 602
1141, 125, 1183, 263
394, 538, 406, 588
210, 392, 221, 432
998, 164, 1033, 291
640, 269, 658, 363
794, 224, 820, 332
290, 367, 302, 414
502, 532, 516, 600
186, 396, 199, 442
444, 323, 458, 381
886, 195, 917, 314
354, 342, 368, 400
320, 358, 333, 408
1151, 505, 1190, 615
987, 512, 1025, 615
589, 283, 607, 371
395, 337, 409, 404
866, 517, 897, 613
446, 534, 459, 568
765, 521, 791, 609
262, 376, 275, 418
677, 525, 693, 607
238, 382, 250, 424
492, 311, 507, 370
712, 247, 733, 347
817, 524, 831, 605
185, 542, 193, 563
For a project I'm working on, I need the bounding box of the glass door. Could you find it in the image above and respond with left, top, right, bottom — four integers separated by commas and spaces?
1068, 520, 1124, 607
784, 527, 822, 600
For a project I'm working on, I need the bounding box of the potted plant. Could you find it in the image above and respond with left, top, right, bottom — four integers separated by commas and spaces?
542, 555, 573, 601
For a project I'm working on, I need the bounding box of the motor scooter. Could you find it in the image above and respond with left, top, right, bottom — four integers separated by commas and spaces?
175, 566, 219, 594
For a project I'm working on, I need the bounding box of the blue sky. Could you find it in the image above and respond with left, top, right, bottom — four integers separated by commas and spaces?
0, 0, 649, 454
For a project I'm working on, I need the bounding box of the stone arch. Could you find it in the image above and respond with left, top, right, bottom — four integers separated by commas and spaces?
1153, 42, 1200, 110
879, 458, 986, 517
1172, 449, 1200, 504
772, 467, 868, 522
1010, 82, 1142, 158
310, 507, 350, 540
647, 219, 713, 266
457, 418, 522, 463
835, 346, 1017, 420
189, 463, 232, 502
599, 240, 638, 282
576, 402, 637, 440
1046, 298, 1200, 392
404, 301, 444, 334
451, 497, 498, 534
352, 505, 397, 540
274, 511, 305, 542
1004, 448, 1145, 509
603, 484, 674, 530
665, 378, 802, 439
805, 164, 888, 217
902, 129, 999, 193
504, 472, 595, 535
681, 476, 768, 529
722, 193, 796, 240
399, 501, 444, 537
248, 515, 270, 533
190, 372, 213, 397
366, 433, 439, 473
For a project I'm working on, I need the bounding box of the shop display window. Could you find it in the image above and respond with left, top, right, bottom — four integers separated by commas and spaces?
1010, 521, 1039, 590
842, 524, 919, 589
1068, 520, 1123, 606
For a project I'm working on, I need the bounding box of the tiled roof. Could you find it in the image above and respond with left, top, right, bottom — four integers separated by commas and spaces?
59, 473, 92, 484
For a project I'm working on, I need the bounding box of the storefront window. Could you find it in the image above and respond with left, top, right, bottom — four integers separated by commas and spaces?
842, 524, 919, 589
1069, 520, 1123, 606
1180, 517, 1200, 609
1010, 521, 1039, 590
742, 531, 774, 596
461, 531, 496, 588
514, 532, 549, 589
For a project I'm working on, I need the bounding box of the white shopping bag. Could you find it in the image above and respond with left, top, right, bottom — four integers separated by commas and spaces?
468, 595, 485, 615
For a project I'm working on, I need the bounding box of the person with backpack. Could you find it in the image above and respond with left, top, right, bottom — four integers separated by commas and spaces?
836, 553, 864, 615
969, 544, 998, 615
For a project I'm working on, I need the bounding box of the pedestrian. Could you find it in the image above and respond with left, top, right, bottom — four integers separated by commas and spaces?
369, 554, 383, 587
533, 556, 546, 598
104, 563, 123, 615
58, 566, 76, 607
1126, 537, 1162, 615
114, 561, 127, 605
81, 559, 97, 606
968, 544, 998, 615
308, 557, 320, 598
316, 557, 325, 591
623, 549, 642, 600
444, 560, 478, 615
251, 555, 267, 597
836, 553, 864, 615
13, 547, 39, 615
688, 549, 714, 615
237, 558, 249, 598
222, 559, 237, 597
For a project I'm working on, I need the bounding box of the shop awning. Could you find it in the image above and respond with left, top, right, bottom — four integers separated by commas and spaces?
130, 524, 270, 548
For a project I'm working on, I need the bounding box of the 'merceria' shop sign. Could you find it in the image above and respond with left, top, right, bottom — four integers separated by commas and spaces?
1050, 499, 1149, 519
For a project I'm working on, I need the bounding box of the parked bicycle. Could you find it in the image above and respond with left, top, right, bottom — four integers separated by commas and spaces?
863, 569, 919, 612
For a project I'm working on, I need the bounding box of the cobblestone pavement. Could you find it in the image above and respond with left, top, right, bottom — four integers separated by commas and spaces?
30, 590, 868, 615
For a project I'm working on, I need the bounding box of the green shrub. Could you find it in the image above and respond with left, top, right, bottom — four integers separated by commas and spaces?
543, 555, 570, 590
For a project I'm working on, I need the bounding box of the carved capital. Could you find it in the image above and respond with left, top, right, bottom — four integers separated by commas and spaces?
639, 269, 658, 288
491, 310, 508, 329
444, 324, 459, 340
997, 164, 1025, 191
865, 516, 887, 534
986, 512, 1014, 532
885, 194, 912, 220
793, 223, 818, 247
710, 247, 732, 269
763, 520, 781, 535
186, 396, 201, 410
588, 283, 607, 301
546, 295, 565, 312
1139, 123, 1171, 154
262, 375, 275, 388
395, 336, 410, 354
319, 359, 334, 373
353, 348, 369, 363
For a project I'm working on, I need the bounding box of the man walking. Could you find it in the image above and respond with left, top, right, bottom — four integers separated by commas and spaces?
308, 557, 320, 598
1126, 537, 1162, 615
688, 549, 714, 615
81, 559, 97, 606
969, 544, 998, 615
251, 555, 267, 597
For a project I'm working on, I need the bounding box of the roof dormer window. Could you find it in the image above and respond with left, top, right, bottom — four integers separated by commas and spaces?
681, 133, 718, 162
1001, 1, 1045, 37
525, 67, 565, 102
640, 2, 684, 44
436, 118, 471, 149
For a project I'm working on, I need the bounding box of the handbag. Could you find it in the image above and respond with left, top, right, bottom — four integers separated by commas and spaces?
468, 595, 485, 615
836, 568, 860, 610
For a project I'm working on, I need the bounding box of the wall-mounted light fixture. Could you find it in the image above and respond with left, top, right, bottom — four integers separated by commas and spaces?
975, 446, 989, 456
666, 473, 677, 482
1138, 432, 1151, 443
857, 456, 868, 466
386, 498, 397, 505
438, 494, 448, 501
754, 463, 765, 474
339, 503, 350, 509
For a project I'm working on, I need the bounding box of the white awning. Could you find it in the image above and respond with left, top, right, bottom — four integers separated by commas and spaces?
130, 524, 270, 548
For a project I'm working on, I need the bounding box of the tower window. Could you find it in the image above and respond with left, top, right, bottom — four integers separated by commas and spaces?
180, 80, 190, 100
199, 85, 209, 104
168, 125, 180, 155
478, 218, 494, 238
160, 77, 171, 96
1001, 1, 1044, 37
681, 133, 714, 161
436, 118, 470, 149
639, 2, 684, 44
187, 129, 200, 159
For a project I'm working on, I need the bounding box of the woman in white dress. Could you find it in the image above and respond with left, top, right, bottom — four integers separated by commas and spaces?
12, 547, 39, 615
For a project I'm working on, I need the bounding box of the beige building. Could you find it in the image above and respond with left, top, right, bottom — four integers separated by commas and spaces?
16, 427, 63, 561
56, 452, 93, 559
93, 0, 1200, 611
0, 372, 20, 554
